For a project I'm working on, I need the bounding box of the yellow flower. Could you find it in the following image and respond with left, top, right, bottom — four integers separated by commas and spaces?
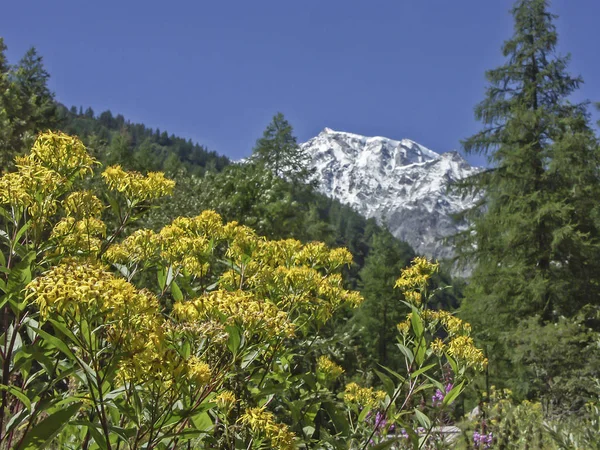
64, 191, 104, 219
51, 217, 106, 255
343, 382, 386, 408
394, 257, 439, 300
431, 338, 445, 356
215, 391, 236, 411
397, 320, 411, 335
102, 165, 175, 203
29, 131, 97, 177
240, 407, 296, 450
317, 356, 344, 379
447, 335, 488, 371
186, 356, 211, 384
104, 229, 159, 265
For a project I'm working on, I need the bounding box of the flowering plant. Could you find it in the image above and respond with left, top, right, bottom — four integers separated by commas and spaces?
0, 132, 485, 449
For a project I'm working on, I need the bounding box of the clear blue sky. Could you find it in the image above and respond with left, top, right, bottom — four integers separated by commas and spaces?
2, 0, 599, 166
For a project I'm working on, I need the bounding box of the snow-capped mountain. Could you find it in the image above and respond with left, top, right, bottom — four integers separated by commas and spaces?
301, 128, 481, 261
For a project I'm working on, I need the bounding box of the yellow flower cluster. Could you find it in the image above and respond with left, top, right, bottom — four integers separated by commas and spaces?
102, 165, 175, 203
0, 132, 97, 232
394, 258, 487, 371
114, 211, 362, 328
27, 259, 115, 319
173, 290, 295, 339
394, 257, 439, 306
186, 356, 212, 385
417, 309, 472, 336
0, 161, 64, 210
446, 336, 487, 371
50, 190, 106, 256
397, 320, 411, 335
51, 217, 107, 255
29, 131, 97, 178
26, 259, 197, 384
104, 229, 159, 265
317, 355, 344, 380
397, 309, 486, 370
431, 338, 445, 356
64, 191, 104, 219
240, 407, 296, 450
220, 234, 362, 321
215, 390, 237, 411
343, 382, 386, 408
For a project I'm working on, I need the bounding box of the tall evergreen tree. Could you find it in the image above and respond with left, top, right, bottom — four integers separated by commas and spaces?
13, 47, 59, 134
458, 0, 600, 395
0, 38, 23, 169
353, 232, 414, 369
252, 112, 313, 183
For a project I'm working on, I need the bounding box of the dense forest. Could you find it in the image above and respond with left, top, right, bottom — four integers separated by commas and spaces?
2, 0, 600, 448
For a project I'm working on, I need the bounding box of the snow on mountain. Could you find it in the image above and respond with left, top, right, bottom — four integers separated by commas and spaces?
301, 128, 482, 261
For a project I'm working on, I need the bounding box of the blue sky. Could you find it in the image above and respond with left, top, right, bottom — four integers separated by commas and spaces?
2, 0, 599, 166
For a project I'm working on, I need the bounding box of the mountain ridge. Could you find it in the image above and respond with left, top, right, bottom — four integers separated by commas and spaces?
301, 128, 481, 263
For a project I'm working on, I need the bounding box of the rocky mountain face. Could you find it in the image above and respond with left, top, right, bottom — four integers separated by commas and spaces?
301, 128, 482, 262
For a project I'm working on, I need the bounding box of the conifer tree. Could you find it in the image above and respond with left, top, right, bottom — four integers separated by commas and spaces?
252, 112, 313, 183
0, 38, 23, 169
458, 0, 600, 392
354, 232, 414, 369
13, 47, 59, 133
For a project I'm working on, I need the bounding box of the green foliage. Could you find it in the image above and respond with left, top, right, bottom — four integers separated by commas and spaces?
0, 40, 60, 169
252, 112, 314, 183
457, 0, 600, 402
509, 314, 600, 410
352, 232, 414, 369
462, 387, 553, 449
546, 395, 600, 449
195, 162, 310, 239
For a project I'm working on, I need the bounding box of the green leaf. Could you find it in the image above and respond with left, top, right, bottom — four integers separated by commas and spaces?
0, 384, 32, 411
410, 363, 436, 379
17, 402, 82, 450
190, 411, 213, 431
106, 194, 122, 223
374, 369, 395, 397
413, 408, 431, 429
226, 325, 242, 355
380, 365, 406, 383
358, 406, 372, 422
80, 421, 108, 450
443, 380, 465, 406
414, 335, 427, 366
396, 343, 414, 365
171, 281, 183, 301
6, 251, 35, 293
445, 352, 458, 375
48, 318, 79, 345
157, 267, 167, 290
31, 327, 77, 361
14, 221, 32, 244
113, 263, 130, 279
323, 401, 349, 435
410, 305, 424, 337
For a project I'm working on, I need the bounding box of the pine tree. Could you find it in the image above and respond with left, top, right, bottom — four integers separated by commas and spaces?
252, 112, 313, 183
0, 38, 16, 169
458, 0, 600, 394
12, 47, 60, 149
354, 232, 414, 369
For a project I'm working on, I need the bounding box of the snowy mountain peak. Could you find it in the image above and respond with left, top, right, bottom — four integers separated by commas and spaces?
301, 129, 482, 264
